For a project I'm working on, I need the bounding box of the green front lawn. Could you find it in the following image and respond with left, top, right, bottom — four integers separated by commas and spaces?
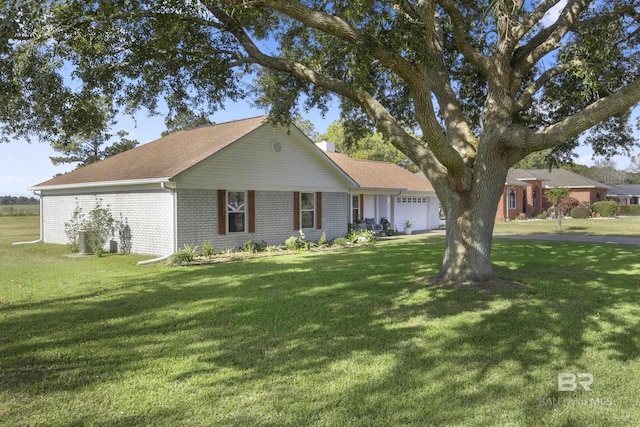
494, 215, 640, 237
1, 216, 639, 426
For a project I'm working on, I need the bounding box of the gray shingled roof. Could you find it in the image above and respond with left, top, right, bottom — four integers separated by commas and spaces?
608, 184, 640, 197
509, 168, 610, 189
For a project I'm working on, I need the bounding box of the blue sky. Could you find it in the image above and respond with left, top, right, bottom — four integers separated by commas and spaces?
0, 100, 339, 197
1, 99, 634, 198
1, 0, 636, 197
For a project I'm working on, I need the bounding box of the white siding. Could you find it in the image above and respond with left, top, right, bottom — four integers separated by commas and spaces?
174, 126, 350, 193
41, 188, 174, 255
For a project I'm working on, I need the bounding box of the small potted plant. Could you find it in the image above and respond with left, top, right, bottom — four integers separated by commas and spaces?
403, 219, 413, 235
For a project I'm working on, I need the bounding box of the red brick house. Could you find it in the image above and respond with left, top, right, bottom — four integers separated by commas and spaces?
496, 169, 610, 221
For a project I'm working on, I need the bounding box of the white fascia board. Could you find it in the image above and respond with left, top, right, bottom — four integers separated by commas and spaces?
349, 187, 407, 194
30, 177, 173, 192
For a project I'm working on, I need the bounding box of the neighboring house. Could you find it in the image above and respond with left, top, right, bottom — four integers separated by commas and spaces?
496, 168, 610, 220
318, 142, 440, 232
31, 116, 357, 255
608, 184, 640, 205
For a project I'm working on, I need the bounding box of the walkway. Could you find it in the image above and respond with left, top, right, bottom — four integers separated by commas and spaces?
493, 233, 640, 246
381, 229, 640, 246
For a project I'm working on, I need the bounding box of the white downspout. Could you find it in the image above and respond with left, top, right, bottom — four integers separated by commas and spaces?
12, 190, 43, 245
137, 181, 176, 265
137, 253, 173, 266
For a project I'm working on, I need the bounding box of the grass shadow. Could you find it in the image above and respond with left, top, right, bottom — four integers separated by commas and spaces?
1, 235, 639, 425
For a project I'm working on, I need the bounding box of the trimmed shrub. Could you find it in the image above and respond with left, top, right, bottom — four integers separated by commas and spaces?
618, 205, 640, 216
592, 201, 618, 217
569, 206, 591, 219
537, 211, 548, 220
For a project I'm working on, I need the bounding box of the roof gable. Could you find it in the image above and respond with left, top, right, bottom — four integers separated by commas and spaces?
32, 116, 267, 188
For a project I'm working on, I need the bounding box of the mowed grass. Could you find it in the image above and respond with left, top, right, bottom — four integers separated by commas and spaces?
494, 215, 640, 237
1, 216, 639, 426
0, 204, 40, 216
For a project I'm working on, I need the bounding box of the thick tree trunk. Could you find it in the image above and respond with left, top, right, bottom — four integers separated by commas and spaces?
435, 203, 496, 284
432, 160, 510, 285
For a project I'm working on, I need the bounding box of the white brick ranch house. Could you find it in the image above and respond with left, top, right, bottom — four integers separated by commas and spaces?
31, 116, 357, 255
31, 116, 440, 256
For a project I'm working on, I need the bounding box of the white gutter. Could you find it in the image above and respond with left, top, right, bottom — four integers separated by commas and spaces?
30, 177, 173, 191
350, 187, 407, 194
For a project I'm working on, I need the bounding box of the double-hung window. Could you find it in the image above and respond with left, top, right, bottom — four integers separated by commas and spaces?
300, 192, 315, 228
351, 195, 360, 222
227, 191, 246, 232
508, 188, 517, 210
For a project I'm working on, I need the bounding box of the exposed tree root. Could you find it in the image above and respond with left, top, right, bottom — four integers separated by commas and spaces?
427, 275, 531, 293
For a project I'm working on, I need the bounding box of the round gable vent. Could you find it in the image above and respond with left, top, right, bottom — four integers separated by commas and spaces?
271, 140, 282, 153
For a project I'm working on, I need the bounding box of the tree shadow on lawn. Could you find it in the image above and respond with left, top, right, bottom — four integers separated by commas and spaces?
1, 237, 639, 424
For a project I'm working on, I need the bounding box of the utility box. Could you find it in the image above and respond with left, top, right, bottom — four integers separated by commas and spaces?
78, 230, 92, 255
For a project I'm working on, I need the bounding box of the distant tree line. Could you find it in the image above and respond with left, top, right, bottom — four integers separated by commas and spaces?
0, 196, 39, 205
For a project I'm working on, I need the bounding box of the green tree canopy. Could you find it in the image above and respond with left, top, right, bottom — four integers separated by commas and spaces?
161, 107, 214, 137
47, 95, 139, 167
320, 120, 418, 171
3, 1, 640, 285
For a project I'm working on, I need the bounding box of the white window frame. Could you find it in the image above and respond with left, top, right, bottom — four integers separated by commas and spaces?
352, 195, 359, 223
227, 190, 247, 233
300, 192, 315, 229
508, 188, 517, 210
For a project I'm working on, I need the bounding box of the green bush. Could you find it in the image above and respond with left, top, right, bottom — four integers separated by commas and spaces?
202, 241, 215, 258
592, 201, 618, 217
242, 240, 266, 253
617, 205, 640, 216
331, 237, 350, 247
347, 229, 377, 245
64, 199, 115, 256
569, 206, 591, 219
172, 244, 198, 264
284, 230, 313, 251
284, 235, 300, 251
84, 201, 115, 256
537, 211, 548, 220
318, 231, 328, 246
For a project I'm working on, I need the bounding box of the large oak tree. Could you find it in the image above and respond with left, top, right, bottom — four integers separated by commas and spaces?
2, 1, 640, 284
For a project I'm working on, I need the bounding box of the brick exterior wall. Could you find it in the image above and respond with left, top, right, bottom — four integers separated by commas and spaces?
176, 189, 349, 251
41, 190, 174, 255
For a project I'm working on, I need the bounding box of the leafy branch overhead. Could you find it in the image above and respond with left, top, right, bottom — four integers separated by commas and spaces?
3, 1, 640, 284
